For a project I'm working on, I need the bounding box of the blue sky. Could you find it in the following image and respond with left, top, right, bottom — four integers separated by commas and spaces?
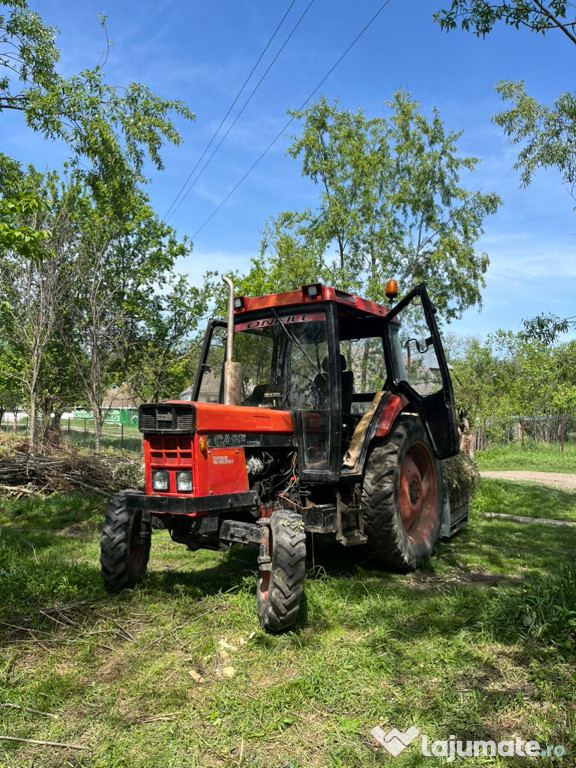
2, 0, 574, 338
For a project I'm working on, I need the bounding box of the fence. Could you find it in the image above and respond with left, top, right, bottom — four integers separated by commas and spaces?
3, 410, 575, 455
0, 414, 142, 454
473, 414, 576, 452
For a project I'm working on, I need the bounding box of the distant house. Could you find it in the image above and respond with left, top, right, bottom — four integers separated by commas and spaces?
180, 370, 221, 403
102, 383, 143, 410
179, 385, 193, 401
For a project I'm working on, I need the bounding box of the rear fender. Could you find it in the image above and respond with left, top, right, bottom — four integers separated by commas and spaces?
341, 392, 408, 476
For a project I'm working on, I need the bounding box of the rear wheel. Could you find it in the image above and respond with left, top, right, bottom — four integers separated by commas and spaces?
362, 416, 442, 571
100, 491, 151, 592
257, 509, 306, 632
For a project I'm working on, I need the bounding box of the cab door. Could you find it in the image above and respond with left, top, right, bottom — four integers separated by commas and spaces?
191, 320, 227, 403
382, 284, 459, 459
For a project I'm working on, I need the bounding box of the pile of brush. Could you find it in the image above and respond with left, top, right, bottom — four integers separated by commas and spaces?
442, 451, 480, 502
0, 451, 144, 498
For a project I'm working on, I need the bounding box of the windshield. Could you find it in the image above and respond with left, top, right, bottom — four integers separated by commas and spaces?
235, 311, 329, 410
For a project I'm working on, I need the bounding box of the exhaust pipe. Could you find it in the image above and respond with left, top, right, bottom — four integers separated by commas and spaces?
222, 275, 242, 406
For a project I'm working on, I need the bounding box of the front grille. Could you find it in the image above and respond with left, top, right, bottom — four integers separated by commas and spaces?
176, 413, 195, 431
138, 403, 196, 434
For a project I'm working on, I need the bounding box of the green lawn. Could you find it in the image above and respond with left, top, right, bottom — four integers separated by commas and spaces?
476, 442, 576, 473
473, 478, 576, 522
0, 480, 575, 767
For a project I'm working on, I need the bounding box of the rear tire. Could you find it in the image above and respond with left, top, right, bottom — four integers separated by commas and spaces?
100, 491, 151, 592
257, 510, 306, 632
362, 416, 442, 571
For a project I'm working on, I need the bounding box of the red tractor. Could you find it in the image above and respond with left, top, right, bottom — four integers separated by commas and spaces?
101, 279, 462, 631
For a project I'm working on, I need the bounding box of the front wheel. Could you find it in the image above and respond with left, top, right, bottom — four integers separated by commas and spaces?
362, 416, 442, 572
257, 509, 306, 632
100, 491, 151, 592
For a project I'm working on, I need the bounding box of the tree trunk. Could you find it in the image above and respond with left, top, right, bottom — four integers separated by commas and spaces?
90, 396, 102, 454
28, 394, 37, 453
43, 410, 64, 448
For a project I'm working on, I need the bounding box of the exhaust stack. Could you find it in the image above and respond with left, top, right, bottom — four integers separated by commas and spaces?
222, 275, 242, 406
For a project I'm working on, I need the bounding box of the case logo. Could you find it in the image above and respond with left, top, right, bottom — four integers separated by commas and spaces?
212, 433, 247, 447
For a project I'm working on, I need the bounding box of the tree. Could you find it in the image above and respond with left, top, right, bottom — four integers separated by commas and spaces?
0, 3, 201, 452
521, 312, 576, 344
0, 173, 64, 451
434, 2, 576, 45
0, 337, 26, 429
0, 158, 207, 452
0, 1, 194, 212
57, 173, 209, 453
449, 335, 510, 423
435, 3, 576, 204
240, 94, 501, 322
435, 3, 576, 337
450, 329, 576, 429
492, 82, 576, 199
120, 273, 210, 404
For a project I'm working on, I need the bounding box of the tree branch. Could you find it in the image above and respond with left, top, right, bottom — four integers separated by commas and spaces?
531, 0, 576, 45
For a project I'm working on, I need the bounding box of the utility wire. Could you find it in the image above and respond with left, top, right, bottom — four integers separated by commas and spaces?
167, 0, 315, 223
164, 0, 305, 222
191, 0, 393, 240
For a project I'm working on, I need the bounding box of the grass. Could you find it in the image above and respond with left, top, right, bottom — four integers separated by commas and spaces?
476, 442, 576, 473
0, 421, 142, 455
0, 480, 575, 766
473, 479, 576, 522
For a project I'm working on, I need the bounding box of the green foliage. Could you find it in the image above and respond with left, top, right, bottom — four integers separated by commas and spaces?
0, 195, 50, 258
0, 1, 194, 198
0, 160, 209, 449
494, 81, 576, 200
0, 0, 60, 98
241, 93, 500, 323
450, 330, 576, 422
0, 2, 202, 447
522, 312, 576, 344
434, 1, 576, 44
435, 4, 576, 339
435, 5, 576, 207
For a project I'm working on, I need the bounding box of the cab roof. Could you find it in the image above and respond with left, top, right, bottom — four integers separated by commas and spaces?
233, 283, 390, 319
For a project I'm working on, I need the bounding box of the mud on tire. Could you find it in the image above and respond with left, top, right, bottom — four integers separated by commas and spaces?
100, 490, 151, 592
362, 415, 442, 572
257, 509, 306, 632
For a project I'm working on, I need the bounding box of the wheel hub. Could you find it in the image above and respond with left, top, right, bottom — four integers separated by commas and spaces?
409, 478, 420, 504
398, 444, 437, 545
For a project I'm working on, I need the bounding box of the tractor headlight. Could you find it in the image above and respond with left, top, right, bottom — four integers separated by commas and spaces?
176, 471, 193, 493
152, 470, 169, 491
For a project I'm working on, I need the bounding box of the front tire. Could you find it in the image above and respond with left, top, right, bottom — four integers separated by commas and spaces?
362, 416, 442, 572
100, 491, 151, 592
257, 510, 306, 632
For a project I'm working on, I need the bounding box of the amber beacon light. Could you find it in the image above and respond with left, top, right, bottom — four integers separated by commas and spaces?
385, 279, 398, 301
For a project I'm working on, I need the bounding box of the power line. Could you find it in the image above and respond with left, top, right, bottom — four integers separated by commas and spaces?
191, 0, 393, 240
164, 0, 307, 222
167, 0, 315, 223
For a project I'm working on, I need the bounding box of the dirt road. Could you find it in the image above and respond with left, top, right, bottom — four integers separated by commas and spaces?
480, 471, 576, 491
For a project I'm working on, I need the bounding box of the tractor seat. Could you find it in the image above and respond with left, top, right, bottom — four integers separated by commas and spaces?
314, 354, 354, 413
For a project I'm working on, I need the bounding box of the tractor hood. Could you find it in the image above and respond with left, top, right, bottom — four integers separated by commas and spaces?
139, 400, 295, 438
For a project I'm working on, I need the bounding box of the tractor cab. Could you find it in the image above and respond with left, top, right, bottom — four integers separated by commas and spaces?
192, 283, 458, 483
